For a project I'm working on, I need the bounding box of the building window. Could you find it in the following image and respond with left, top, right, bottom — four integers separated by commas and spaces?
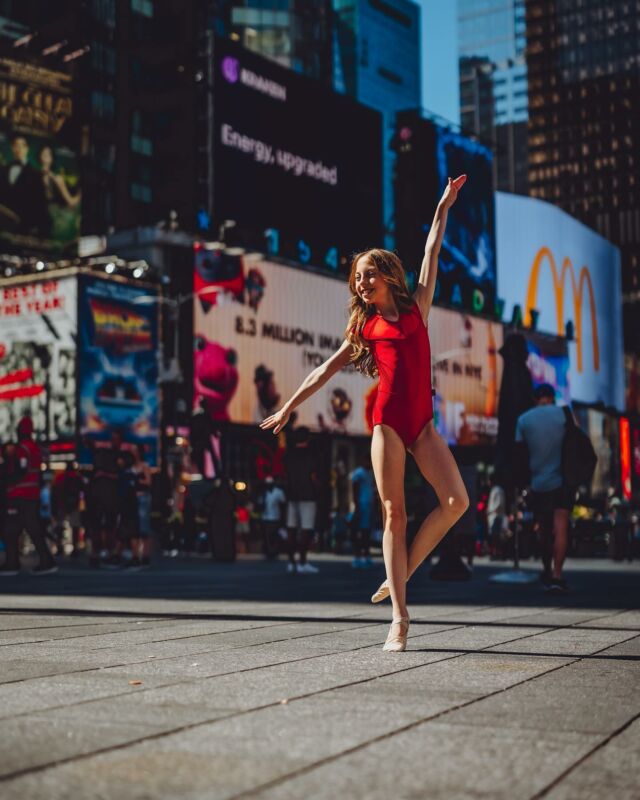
368, 0, 412, 28
90, 41, 116, 75
91, 90, 115, 121
90, 0, 116, 27
377, 66, 403, 86
131, 183, 152, 203
131, 0, 153, 18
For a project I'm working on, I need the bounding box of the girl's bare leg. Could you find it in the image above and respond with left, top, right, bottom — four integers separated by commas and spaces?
370, 424, 408, 621
406, 422, 469, 578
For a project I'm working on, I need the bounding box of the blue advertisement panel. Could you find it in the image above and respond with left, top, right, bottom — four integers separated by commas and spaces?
78, 277, 159, 466
496, 192, 624, 410
523, 330, 571, 405
433, 128, 496, 311
394, 112, 496, 314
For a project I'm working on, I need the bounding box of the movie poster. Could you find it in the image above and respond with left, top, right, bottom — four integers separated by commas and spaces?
77, 277, 159, 465
0, 277, 77, 443
0, 57, 80, 254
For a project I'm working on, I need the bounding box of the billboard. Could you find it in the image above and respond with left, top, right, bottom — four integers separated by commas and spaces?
211, 38, 382, 274
0, 277, 76, 443
0, 57, 80, 254
194, 256, 376, 435
496, 192, 624, 410
78, 277, 160, 465
395, 111, 497, 314
574, 407, 618, 498
522, 330, 570, 404
429, 307, 503, 446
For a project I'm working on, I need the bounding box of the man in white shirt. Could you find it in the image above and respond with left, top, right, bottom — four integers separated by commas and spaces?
260, 475, 286, 560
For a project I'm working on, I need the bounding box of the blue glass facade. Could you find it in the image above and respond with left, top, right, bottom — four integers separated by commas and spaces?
333, 0, 421, 247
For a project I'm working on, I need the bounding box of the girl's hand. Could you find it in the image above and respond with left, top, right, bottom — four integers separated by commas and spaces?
259, 407, 291, 434
440, 174, 467, 209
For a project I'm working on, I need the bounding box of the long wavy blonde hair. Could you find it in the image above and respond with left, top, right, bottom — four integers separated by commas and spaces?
345, 248, 414, 377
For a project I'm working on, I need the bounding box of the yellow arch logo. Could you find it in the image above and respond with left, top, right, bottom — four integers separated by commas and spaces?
525, 246, 599, 373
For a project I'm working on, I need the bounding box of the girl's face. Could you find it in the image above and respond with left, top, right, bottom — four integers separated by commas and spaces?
354, 257, 390, 305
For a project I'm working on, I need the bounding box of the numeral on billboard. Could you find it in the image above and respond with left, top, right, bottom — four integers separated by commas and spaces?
265, 228, 280, 256
297, 239, 311, 264
324, 247, 338, 271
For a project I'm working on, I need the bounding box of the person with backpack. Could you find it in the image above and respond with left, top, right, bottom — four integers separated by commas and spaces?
515, 384, 576, 593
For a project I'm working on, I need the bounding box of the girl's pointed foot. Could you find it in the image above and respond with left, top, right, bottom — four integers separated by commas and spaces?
371, 579, 390, 604
382, 616, 410, 652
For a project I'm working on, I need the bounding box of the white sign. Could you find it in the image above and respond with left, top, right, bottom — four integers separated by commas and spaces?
496, 192, 624, 410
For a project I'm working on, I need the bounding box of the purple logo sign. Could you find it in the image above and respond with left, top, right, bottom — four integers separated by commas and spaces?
222, 57, 239, 84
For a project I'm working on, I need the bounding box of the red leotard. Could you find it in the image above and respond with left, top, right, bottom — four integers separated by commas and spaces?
362, 300, 433, 448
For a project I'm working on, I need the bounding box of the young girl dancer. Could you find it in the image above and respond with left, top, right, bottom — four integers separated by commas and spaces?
260, 175, 469, 652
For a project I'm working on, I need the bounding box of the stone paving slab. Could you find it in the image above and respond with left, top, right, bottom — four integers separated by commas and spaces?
0, 555, 638, 799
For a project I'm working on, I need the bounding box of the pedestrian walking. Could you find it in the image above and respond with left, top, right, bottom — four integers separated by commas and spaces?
0, 416, 57, 576
349, 454, 375, 569
259, 474, 286, 560
86, 430, 123, 568
54, 462, 84, 557
261, 176, 469, 650
131, 445, 152, 568
515, 384, 574, 593
283, 427, 319, 573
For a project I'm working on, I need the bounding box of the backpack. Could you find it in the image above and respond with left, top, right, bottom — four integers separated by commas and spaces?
561, 406, 597, 489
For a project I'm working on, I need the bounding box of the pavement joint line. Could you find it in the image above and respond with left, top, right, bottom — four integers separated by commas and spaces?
0, 614, 605, 783
0, 619, 201, 648
223, 629, 640, 800
530, 708, 640, 799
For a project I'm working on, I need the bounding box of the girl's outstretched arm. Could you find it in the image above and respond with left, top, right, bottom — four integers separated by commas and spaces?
413, 174, 467, 321
260, 339, 355, 434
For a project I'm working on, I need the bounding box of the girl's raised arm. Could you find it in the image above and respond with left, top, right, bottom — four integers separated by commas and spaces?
259, 339, 355, 434
413, 174, 467, 322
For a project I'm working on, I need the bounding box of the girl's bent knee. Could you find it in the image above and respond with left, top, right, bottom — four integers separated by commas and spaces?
444, 493, 469, 521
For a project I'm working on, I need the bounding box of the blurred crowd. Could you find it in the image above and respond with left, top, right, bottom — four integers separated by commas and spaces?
1, 414, 639, 578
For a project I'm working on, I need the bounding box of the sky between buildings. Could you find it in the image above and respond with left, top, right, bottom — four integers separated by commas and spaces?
420, 0, 460, 126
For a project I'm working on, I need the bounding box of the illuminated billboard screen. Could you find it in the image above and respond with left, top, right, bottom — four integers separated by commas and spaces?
496, 192, 624, 410
522, 330, 570, 405
395, 111, 496, 314
0, 57, 80, 254
78, 277, 160, 466
429, 307, 503, 446
211, 38, 382, 274
194, 254, 377, 435
0, 277, 77, 444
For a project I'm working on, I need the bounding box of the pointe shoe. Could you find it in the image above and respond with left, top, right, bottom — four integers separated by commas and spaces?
371, 579, 390, 604
382, 616, 410, 652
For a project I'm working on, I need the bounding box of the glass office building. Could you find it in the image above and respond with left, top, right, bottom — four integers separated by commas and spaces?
333, 0, 421, 247
458, 0, 528, 194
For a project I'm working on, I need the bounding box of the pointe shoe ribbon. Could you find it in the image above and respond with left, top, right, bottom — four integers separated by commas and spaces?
382, 616, 410, 652
371, 579, 390, 604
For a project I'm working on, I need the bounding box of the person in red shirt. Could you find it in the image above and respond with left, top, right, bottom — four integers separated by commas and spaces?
0, 416, 57, 576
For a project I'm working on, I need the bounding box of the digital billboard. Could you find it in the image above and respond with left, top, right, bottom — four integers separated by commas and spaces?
496, 192, 624, 410
429, 307, 503, 446
395, 111, 497, 314
78, 277, 160, 466
574, 407, 618, 498
0, 276, 77, 444
210, 38, 382, 274
194, 255, 376, 435
0, 57, 80, 254
522, 330, 570, 405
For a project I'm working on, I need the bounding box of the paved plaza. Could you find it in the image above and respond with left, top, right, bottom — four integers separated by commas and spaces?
0, 554, 638, 799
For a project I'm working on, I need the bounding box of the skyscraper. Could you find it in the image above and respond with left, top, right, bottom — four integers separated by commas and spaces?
333, 0, 421, 247
526, 0, 640, 354
458, 0, 528, 194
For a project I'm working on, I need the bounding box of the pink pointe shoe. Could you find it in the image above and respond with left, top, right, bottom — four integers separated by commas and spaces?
382, 616, 410, 652
371, 579, 390, 604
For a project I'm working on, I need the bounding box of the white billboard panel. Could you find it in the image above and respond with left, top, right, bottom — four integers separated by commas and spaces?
0, 276, 77, 440
496, 192, 624, 409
